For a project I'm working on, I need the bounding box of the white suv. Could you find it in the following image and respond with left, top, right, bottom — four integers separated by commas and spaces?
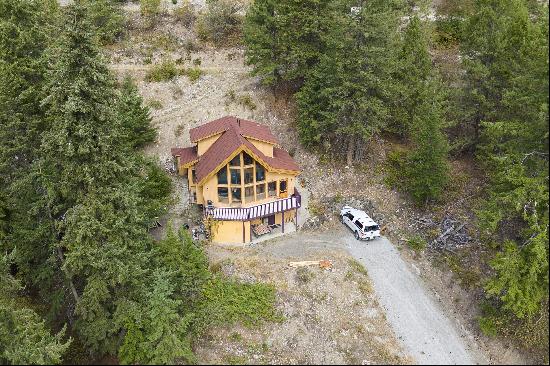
340, 206, 381, 241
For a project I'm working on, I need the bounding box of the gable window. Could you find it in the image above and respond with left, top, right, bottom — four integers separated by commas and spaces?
231, 187, 241, 203
255, 162, 265, 182
243, 152, 254, 165
217, 167, 228, 184
245, 186, 255, 202
218, 187, 229, 203
230, 168, 241, 185
229, 154, 240, 167
256, 183, 266, 200
244, 167, 254, 184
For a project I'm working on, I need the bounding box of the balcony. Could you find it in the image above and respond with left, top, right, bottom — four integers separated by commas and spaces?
204, 188, 301, 221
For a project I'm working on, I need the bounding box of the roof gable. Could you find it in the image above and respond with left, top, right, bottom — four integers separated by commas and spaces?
173, 116, 300, 185
189, 116, 279, 145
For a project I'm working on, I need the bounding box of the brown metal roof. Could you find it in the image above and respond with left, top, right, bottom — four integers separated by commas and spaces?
171, 146, 198, 166
172, 116, 299, 184
189, 116, 279, 144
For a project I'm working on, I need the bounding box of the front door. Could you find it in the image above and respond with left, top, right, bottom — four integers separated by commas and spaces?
267, 214, 275, 226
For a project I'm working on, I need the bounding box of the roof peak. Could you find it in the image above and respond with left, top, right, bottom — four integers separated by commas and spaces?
189, 116, 279, 145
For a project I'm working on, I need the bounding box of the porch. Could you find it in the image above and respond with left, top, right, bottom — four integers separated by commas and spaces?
203, 189, 301, 244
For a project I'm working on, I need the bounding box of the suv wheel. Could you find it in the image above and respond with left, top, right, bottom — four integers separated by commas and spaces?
354, 231, 360, 240
340, 215, 344, 223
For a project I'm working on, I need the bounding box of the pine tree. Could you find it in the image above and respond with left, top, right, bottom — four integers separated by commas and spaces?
405, 82, 449, 204
84, 0, 124, 45
465, 0, 549, 318
296, 0, 404, 164
117, 75, 157, 149
0, 0, 62, 311
244, 0, 334, 86
0, 253, 70, 365
391, 15, 433, 138
34, 3, 180, 360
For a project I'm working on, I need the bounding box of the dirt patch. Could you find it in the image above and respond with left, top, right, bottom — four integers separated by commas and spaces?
194, 242, 410, 365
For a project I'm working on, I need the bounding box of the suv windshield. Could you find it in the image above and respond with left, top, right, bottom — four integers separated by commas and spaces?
366, 225, 380, 232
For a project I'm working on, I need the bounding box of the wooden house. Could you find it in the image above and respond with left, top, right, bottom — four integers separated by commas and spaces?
171, 116, 301, 243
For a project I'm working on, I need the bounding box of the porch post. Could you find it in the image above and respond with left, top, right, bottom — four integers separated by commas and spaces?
282, 210, 285, 233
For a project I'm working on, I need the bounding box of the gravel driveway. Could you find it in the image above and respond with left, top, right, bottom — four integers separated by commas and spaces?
343, 233, 486, 365
254, 227, 487, 364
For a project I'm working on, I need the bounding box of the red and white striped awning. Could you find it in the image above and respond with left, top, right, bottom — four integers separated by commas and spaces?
206, 196, 300, 221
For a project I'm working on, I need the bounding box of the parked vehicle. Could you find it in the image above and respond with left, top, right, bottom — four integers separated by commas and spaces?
340, 205, 381, 241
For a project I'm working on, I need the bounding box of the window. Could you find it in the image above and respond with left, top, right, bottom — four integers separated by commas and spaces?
229, 154, 240, 166
217, 167, 227, 184
366, 225, 380, 232
231, 187, 241, 203
245, 186, 255, 202
190, 168, 196, 184
279, 179, 287, 193
230, 168, 241, 185
345, 213, 354, 220
218, 187, 229, 203
354, 220, 363, 230
268, 181, 277, 197
243, 152, 253, 165
255, 162, 265, 182
244, 167, 254, 184
256, 183, 266, 200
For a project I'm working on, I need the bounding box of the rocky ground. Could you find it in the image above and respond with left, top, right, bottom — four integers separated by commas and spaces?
106, 3, 531, 364
195, 239, 410, 365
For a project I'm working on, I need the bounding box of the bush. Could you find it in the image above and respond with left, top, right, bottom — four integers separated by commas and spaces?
407, 235, 427, 253
197, 275, 281, 328
196, 0, 244, 47
140, 0, 161, 17
181, 67, 203, 82
174, 0, 196, 27
145, 60, 179, 82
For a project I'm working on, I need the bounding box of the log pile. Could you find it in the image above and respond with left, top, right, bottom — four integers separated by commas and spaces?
429, 216, 472, 251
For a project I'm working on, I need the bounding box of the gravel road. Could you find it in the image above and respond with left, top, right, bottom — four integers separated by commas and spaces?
343, 233, 487, 365
255, 227, 487, 364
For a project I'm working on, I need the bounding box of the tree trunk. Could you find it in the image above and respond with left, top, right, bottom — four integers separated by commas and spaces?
347, 136, 356, 166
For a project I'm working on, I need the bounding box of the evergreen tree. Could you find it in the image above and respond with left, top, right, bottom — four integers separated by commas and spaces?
32, 2, 179, 360
296, 0, 404, 164
465, 0, 549, 318
117, 75, 157, 149
84, 0, 124, 45
391, 15, 433, 138
0, 0, 62, 313
0, 253, 70, 365
244, 0, 333, 86
405, 83, 449, 204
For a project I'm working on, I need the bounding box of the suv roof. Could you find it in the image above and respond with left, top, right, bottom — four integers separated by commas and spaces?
342, 206, 377, 226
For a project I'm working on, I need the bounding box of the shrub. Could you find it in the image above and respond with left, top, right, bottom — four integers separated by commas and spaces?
146, 99, 163, 110
407, 235, 427, 253
181, 67, 203, 82
295, 267, 315, 284
196, 0, 244, 47
145, 59, 179, 82
174, 0, 196, 27
197, 275, 281, 328
238, 94, 256, 110
140, 0, 161, 17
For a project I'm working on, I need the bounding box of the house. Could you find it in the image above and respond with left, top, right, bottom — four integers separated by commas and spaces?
171, 116, 301, 243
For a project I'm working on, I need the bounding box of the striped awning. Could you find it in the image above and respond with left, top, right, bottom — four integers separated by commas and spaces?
206, 196, 300, 221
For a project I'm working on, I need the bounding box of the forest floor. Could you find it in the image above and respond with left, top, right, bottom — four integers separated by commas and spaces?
105, 2, 533, 364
